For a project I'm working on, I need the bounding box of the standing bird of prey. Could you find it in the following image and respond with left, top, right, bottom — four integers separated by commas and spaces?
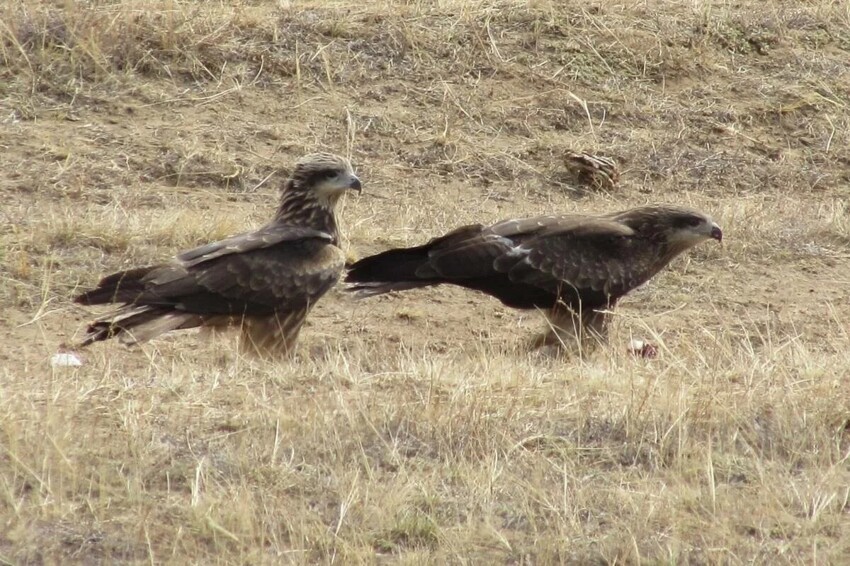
346, 205, 722, 352
74, 153, 361, 357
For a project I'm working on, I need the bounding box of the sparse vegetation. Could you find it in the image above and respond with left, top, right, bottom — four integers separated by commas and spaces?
1, 0, 849, 563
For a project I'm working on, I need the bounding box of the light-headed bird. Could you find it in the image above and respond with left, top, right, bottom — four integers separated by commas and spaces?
75, 152, 361, 357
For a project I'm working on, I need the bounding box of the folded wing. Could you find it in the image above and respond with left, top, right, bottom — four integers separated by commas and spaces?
76, 222, 344, 345
346, 215, 656, 311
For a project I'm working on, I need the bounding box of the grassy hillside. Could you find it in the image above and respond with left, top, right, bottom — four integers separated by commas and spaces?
1, 1, 849, 563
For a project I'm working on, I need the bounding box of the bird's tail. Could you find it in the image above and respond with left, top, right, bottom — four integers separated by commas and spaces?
78, 305, 202, 347
345, 246, 436, 297
74, 266, 156, 305
345, 225, 482, 297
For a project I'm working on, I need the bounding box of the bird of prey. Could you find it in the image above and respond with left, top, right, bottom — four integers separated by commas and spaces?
74, 152, 361, 357
346, 205, 722, 352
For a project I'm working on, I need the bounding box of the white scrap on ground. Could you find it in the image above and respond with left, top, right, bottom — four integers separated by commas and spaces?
51, 352, 84, 367
628, 339, 658, 359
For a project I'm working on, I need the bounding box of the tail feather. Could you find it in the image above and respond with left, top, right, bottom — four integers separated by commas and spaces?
79, 305, 202, 346
345, 225, 484, 297
75, 266, 156, 305
345, 247, 436, 296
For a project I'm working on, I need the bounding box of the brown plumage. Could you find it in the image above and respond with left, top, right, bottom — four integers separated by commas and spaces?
346, 205, 722, 352
75, 153, 361, 357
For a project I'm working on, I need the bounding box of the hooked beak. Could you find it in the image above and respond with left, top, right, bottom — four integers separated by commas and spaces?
347, 175, 362, 193
710, 224, 723, 242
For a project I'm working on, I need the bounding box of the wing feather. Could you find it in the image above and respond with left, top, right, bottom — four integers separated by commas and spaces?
177, 223, 333, 267
178, 242, 345, 314
108, 227, 344, 317
494, 218, 653, 301
424, 234, 514, 279
386, 215, 653, 301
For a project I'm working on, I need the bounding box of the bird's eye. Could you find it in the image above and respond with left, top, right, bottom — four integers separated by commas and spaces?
675, 216, 703, 229
309, 170, 338, 185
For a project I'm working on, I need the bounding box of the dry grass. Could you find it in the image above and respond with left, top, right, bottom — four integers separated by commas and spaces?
1, 0, 849, 563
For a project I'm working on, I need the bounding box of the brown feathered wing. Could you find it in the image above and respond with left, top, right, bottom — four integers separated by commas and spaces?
347, 215, 665, 312
76, 222, 345, 355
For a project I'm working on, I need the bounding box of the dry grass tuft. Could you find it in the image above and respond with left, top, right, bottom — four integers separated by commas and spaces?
1, 0, 849, 563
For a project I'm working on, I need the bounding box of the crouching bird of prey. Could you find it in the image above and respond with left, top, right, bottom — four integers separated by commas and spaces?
346, 205, 722, 353
74, 153, 361, 357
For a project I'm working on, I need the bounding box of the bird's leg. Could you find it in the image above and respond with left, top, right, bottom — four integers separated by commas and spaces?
581, 308, 610, 345
532, 305, 610, 356
239, 309, 307, 358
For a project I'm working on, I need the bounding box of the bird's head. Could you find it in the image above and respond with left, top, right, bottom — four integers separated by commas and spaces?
652, 206, 723, 252
616, 205, 722, 252
666, 207, 722, 244
288, 152, 362, 209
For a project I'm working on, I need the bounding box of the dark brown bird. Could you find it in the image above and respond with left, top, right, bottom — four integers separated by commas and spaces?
75, 153, 361, 357
346, 205, 722, 351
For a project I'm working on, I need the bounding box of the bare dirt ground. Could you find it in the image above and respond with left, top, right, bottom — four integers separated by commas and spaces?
1, 0, 849, 563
